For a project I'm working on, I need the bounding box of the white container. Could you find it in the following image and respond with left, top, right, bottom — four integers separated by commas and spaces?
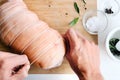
106, 27, 120, 61
102, 0, 120, 16
82, 10, 108, 35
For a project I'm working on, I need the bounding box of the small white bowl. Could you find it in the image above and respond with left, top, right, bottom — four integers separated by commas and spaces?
103, 0, 120, 16
106, 27, 120, 61
82, 10, 108, 35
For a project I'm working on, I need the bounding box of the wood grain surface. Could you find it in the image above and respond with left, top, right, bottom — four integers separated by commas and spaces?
0, 0, 97, 74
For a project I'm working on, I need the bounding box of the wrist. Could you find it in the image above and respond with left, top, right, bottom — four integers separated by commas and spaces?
88, 72, 103, 80
78, 71, 104, 80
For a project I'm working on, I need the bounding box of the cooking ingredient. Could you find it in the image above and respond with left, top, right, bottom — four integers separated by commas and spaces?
0, 0, 65, 69
69, 17, 79, 26
104, 0, 120, 15
69, 2, 79, 26
109, 38, 120, 56
82, 0, 87, 10
86, 16, 99, 33
74, 2, 80, 14
82, 0, 86, 4
105, 8, 114, 14
115, 41, 120, 51
69, 0, 87, 27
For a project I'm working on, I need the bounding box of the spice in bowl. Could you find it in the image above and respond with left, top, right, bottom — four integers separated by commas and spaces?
85, 16, 99, 33
105, 8, 114, 14
103, 0, 120, 15
109, 38, 120, 56
82, 10, 108, 35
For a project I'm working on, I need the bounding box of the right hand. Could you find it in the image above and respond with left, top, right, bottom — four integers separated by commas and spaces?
0, 51, 30, 80
64, 29, 103, 80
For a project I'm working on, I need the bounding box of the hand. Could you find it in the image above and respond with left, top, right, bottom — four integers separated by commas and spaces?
64, 29, 103, 80
0, 51, 30, 80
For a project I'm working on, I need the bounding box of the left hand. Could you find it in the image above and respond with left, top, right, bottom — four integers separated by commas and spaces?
0, 51, 30, 80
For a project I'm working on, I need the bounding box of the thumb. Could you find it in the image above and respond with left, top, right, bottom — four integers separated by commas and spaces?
12, 64, 30, 80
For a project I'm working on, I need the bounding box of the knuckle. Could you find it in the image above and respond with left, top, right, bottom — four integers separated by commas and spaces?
0, 58, 9, 69
74, 45, 80, 51
23, 55, 27, 58
1, 58, 8, 65
23, 55, 28, 60
84, 39, 89, 43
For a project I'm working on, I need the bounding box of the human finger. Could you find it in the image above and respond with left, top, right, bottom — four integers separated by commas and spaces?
8, 55, 30, 69
0, 51, 18, 59
65, 28, 80, 49
12, 64, 30, 80
75, 30, 86, 41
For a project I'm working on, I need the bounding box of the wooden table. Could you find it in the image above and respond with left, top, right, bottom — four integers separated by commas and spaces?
0, 0, 97, 74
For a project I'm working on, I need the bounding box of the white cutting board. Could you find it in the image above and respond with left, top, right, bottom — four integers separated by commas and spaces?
98, 0, 120, 80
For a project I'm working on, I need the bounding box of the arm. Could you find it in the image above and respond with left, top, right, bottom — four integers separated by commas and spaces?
64, 28, 103, 80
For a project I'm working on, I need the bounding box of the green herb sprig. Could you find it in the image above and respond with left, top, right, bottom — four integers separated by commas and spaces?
69, 2, 80, 26
82, 0, 86, 4
109, 38, 120, 56
74, 2, 80, 14
69, 0, 87, 26
69, 17, 79, 26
